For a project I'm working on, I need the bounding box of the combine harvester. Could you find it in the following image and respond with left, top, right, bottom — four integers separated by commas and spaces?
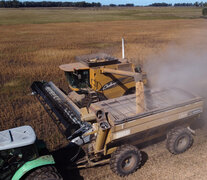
31, 50, 203, 176
58, 39, 147, 107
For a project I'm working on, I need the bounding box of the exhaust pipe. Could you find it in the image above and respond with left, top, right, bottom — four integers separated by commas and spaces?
122, 37, 125, 59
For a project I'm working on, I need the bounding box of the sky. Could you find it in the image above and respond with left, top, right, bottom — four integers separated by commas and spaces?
70, 0, 197, 6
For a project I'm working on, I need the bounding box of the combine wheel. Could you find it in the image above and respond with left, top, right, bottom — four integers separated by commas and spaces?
166, 127, 193, 155
110, 145, 142, 176
25, 165, 62, 180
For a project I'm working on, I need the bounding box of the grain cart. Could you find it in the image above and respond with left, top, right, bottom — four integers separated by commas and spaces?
31, 79, 203, 176
59, 53, 147, 107
0, 126, 62, 180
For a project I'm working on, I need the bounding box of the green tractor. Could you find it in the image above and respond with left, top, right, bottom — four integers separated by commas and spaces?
0, 125, 62, 180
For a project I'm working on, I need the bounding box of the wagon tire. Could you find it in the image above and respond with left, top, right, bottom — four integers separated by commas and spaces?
110, 145, 142, 176
25, 165, 62, 180
166, 127, 193, 155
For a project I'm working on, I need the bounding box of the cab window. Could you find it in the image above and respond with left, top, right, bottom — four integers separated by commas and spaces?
65, 70, 90, 89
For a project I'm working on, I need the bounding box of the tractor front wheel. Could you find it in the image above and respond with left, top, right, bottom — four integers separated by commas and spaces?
25, 165, 62, 180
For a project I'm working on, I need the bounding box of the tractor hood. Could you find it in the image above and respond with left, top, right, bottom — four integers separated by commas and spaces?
0, 126, 36, 151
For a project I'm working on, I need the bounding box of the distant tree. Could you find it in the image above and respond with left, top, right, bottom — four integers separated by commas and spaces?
7, 0, 13, 7
149, 2, 172, 6
93, 2, 101, 7
117, 3, 134, 7
0, 0, 5, 7
109, 4, 116, 7
194, 1, 199, 7
174, 3, 193, 6
199, 1, 204, 7
126, 3, 134, 7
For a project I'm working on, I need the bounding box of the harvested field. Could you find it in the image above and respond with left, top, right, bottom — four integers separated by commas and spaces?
0, 7, 202, 25
1, 7, 207, 180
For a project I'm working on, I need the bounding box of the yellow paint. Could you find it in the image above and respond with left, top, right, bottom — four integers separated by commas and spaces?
94, 128, 108, 153
60, 60, 147, 100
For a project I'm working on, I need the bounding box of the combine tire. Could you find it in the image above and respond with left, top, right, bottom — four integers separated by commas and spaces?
110, 145, 142, 177
25, 166, 62, 180
166, 127, 193, 155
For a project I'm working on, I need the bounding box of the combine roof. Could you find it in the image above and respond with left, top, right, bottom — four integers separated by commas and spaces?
0, 126, 36, 151
77, 54, 119, 67
59, 62, 89, 72
59, 53, 120, 71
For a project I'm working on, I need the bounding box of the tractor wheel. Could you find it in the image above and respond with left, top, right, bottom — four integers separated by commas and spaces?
25, 165, 62, 180
110, 145, 142, 177
166, 127, 193, 155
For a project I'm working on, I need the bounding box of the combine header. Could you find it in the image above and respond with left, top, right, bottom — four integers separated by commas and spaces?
31, 81, 92, 142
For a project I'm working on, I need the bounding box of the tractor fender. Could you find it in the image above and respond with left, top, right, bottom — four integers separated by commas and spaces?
12, 155, 55, 180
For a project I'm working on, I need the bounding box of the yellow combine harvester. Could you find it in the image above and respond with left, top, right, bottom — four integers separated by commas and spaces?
59, 53, 147, 106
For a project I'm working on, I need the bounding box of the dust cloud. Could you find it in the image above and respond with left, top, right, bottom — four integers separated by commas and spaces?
144, 36, 207, 119
145, 46, 207, 96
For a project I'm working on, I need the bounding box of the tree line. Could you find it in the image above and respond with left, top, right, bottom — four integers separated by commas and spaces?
149, 2, 207, 7
0, 0, 101, 8
0, 0, 207, 8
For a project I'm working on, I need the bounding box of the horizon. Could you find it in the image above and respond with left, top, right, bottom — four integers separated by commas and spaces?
21, 0, 202, 6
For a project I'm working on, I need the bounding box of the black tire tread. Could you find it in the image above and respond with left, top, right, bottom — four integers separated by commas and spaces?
166, 127, 193, 155
25, 165, 62, 180
110, 145, 142, 177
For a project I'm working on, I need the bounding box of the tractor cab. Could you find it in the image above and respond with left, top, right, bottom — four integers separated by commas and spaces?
0, 126, 37, 180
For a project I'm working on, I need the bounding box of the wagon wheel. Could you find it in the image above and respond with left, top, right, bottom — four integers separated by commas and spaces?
110, 145, 142, 176
166, 127, 193, 154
